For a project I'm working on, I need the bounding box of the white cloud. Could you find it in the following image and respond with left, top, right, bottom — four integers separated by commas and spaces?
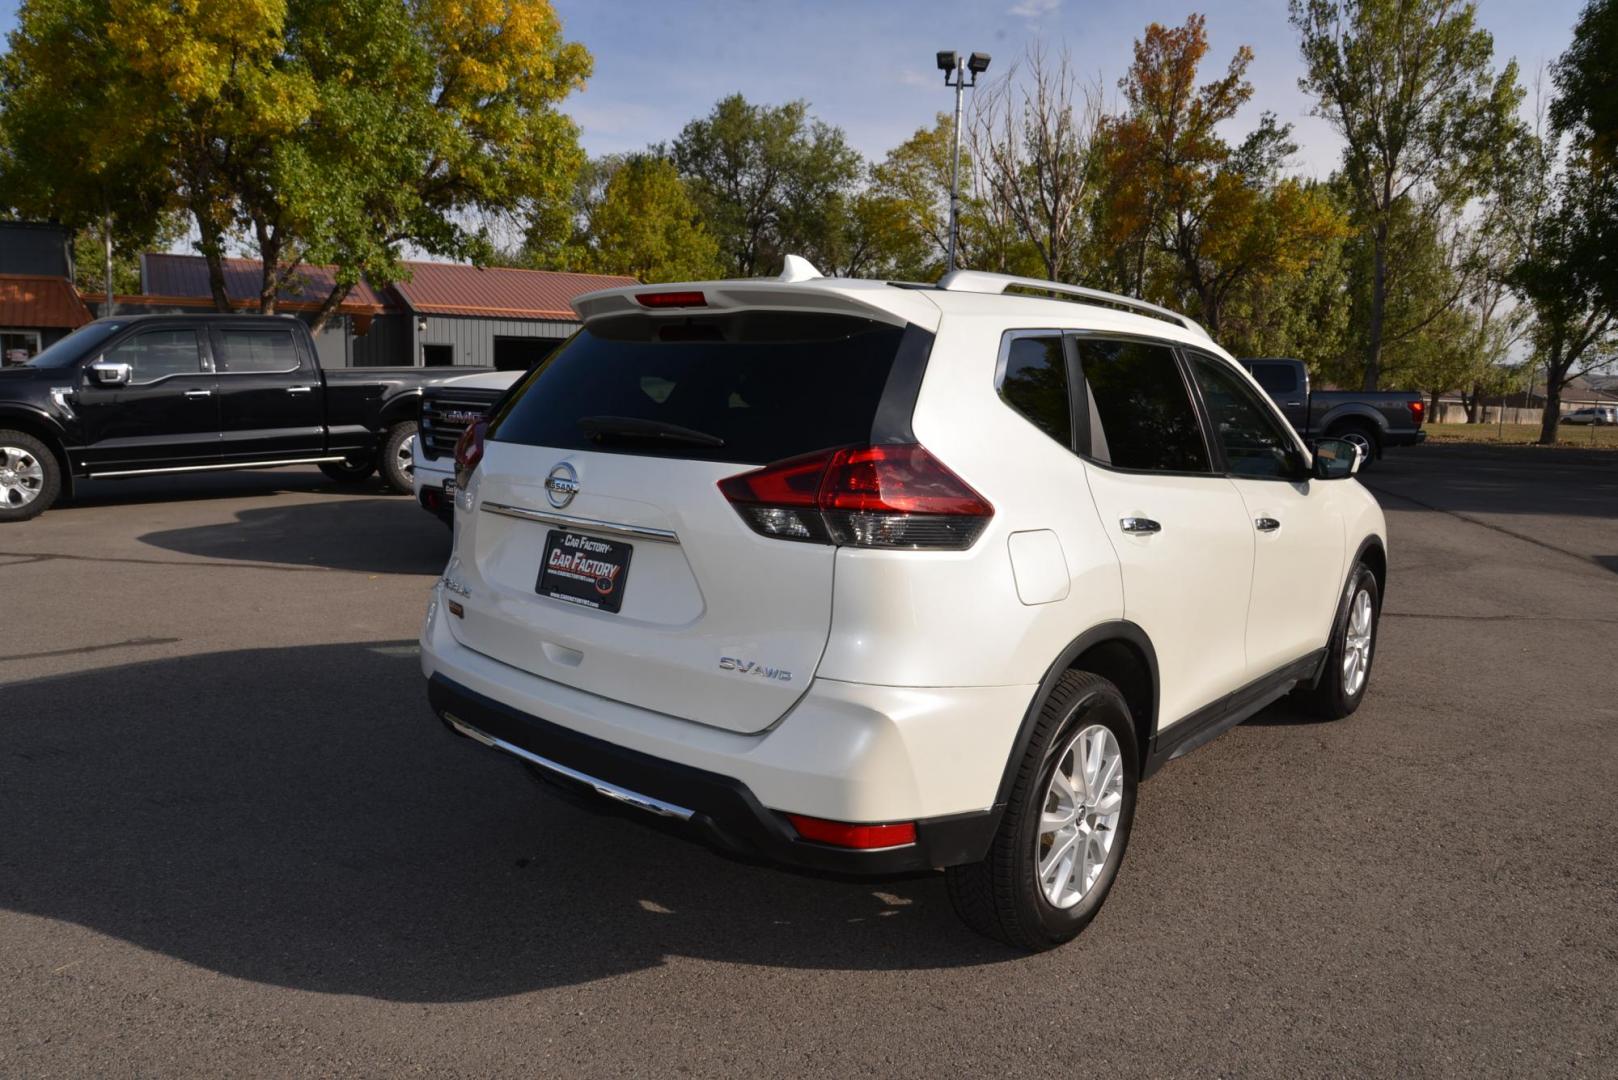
1009, 0, 1060, 18
896, 69, 937, 89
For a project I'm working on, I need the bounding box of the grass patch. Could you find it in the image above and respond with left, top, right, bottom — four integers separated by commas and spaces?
1422, 421, 1618, 449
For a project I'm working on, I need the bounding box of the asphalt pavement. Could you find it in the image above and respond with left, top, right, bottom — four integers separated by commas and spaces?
1, 447, 1615, 1077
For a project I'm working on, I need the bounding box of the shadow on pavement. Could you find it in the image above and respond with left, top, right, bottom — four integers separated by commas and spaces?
0, 641, 1009, 1001
138, 498, 449, 575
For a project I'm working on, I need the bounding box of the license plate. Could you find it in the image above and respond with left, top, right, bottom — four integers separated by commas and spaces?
537, 530, 633, 613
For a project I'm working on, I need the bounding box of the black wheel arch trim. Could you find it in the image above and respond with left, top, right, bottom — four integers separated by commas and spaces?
989, 621, 1160, 816
0, 404, 74, 496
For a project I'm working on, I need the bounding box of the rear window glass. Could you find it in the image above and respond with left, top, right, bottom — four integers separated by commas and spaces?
488, 313, 914, 464
998, 334, 1071, 444
1249, 362, 1298, 394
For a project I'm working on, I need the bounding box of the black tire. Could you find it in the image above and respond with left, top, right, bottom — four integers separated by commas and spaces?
1297, 562, 1380, 720
1329, 419, 1380, 470
380, 421, 417, 495
946, 671, 1139, 951
318, 458, 377, 485
0, 429, 62, 522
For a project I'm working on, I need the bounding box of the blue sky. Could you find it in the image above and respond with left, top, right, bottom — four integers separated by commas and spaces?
0, 0, 1590, 179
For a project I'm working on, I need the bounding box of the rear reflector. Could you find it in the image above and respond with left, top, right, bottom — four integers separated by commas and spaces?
635, 290, 707, 308
786, 814, 917, 849
718, 443, 992, 550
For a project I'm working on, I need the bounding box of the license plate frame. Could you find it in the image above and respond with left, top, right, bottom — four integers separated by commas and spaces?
536, 529, 633, 613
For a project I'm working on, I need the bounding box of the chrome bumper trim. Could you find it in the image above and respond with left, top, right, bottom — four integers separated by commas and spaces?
480, 501, 680, 544
442, 711, 696, 821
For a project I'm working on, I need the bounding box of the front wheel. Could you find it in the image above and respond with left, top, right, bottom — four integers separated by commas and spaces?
380, 421, 417, 495
1297, 563, 1380, 719
946, 671, 1138, 951
319, 458, 377, 485
0, 430, 61, 522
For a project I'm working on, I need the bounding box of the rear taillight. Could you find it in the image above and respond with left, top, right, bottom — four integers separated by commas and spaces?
718, 443, 992, 550
453, 418, 487, 491
1409, 399, 1425, 425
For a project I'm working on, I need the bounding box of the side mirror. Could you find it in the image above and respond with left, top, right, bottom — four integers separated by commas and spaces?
1310, 437, 1361, 480
87, 359, 132, 387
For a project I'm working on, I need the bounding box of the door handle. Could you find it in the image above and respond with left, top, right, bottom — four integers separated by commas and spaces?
1285, 401, 1304, 408
183, 389, 212, 399
1255, 517, 1281, 533
1119, 517, 1161, 535
286, 385, 313, 394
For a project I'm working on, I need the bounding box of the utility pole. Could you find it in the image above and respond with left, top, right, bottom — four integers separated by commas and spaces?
102, 197, 116, 318
938, 51, 990, 275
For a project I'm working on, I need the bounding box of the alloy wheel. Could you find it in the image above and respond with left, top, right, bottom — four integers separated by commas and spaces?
0, 444, 44, 508
397, 434, 416, 480
1035, 723, 1124, 909
1342, 587, 1374, 697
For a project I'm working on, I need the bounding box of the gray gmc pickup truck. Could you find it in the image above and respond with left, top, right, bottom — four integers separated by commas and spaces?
1240, 357, 1426, 466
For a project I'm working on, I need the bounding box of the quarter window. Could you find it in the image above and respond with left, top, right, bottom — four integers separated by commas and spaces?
1187, 352, 1303, 480
214, 328, 300, 374
1073, 339, 1209, 473
997, 334, 1072, 444
103, 329, 204, 385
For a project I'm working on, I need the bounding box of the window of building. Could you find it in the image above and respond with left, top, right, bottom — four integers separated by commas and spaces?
423, 344, 454, 367
1, 329, 42, 367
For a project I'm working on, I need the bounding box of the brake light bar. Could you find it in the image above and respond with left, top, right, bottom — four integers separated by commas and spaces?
786, 814, 917, 849
719, 443, 993, 550
635, 290, 707, 308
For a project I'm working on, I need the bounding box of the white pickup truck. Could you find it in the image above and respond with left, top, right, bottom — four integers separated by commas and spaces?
412, 370, 522, 524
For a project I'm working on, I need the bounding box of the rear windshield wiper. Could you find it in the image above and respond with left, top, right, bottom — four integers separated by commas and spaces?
577, 415, 726, 448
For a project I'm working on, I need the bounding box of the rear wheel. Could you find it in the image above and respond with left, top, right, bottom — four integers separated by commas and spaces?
1329, 420, 1379, 470
380, 421, 417, 495
1297, 563, 1380, 719
946, 671, 1138, 951
0, 430, 60, 522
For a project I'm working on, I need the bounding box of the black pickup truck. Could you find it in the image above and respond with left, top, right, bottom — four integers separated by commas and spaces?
0, 313, 489, 521
1239, 357, 1426, 467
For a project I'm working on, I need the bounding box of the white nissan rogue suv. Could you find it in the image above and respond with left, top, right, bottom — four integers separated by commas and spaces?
420, 262, 1386, 951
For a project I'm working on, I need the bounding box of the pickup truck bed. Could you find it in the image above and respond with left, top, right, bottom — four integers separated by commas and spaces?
1240, 358, 1425, 465
0, 313, 491, 520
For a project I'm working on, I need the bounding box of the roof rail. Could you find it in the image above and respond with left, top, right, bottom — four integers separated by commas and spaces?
936, 270, 1210, 338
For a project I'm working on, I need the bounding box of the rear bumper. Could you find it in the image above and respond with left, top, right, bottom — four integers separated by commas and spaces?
1385, 429, 1426, 448
427, 673, 996, 876
418, 584, 1030, 875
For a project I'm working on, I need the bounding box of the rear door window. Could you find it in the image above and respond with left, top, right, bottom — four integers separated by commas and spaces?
997, 333, 1072, 445
1072, 338, 1210, 473
213, 327, 301, 374
488, 313, 918, 465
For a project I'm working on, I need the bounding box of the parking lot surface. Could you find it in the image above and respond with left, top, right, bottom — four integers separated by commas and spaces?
2, 446, 1615, 1077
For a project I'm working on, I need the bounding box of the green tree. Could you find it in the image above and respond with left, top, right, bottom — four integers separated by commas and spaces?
571, 154, 722, 282
671, 94, 862, 277
1291, 0, 1524, 389
1100, 16, 1348, 338
1552, 0, 1618, 172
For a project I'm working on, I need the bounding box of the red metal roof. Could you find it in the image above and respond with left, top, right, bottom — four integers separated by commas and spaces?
390, 261, 636, 319
140, 254, 387, 310
0, 274, 93, 328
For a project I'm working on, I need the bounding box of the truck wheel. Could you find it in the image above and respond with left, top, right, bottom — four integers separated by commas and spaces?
1329, 420, 1379, 470
379, 421, 417, 495
946, 671, 1138, 951
1297, 563, 1380, 720
0, 430, 61, 523
319, 458, 377, 485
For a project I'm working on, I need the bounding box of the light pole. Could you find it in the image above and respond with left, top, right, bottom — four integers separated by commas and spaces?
937, 50, 990, 275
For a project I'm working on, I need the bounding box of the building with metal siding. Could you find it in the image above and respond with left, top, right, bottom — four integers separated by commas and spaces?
132, 254, 626, 369
0, 222, 92, 363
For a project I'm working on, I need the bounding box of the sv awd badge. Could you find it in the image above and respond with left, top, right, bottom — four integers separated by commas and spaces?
719, 657, 793, 682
